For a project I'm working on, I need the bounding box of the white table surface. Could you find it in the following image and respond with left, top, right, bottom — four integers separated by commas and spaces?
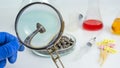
0, 0, 120, 68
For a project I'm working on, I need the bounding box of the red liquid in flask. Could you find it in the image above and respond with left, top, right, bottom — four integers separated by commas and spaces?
83, 19, 103, 31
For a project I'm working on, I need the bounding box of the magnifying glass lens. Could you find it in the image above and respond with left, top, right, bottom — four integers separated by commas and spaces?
16, 3, 62, 49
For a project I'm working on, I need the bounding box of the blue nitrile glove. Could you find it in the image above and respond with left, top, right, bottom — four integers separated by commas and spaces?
0, 32, 25, 68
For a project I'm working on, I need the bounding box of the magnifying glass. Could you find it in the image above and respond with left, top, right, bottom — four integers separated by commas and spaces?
15, 2, 64, 68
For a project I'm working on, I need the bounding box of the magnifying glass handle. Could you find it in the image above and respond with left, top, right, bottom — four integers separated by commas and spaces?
47, 46, 65, 68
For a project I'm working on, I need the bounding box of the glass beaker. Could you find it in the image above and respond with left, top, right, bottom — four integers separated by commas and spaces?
82, 0, 103, 31
66, 10, 83, 32
111, 12, 120, 35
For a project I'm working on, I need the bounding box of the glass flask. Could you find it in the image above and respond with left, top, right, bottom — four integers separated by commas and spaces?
111, 12, 120, 35
82, 0, 103, 31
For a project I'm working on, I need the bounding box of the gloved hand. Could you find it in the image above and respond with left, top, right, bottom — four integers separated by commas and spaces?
0, 32, 25, 68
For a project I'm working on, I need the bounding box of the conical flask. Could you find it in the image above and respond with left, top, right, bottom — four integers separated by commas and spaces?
82, 0, 103, 31
111, 11, 120, 35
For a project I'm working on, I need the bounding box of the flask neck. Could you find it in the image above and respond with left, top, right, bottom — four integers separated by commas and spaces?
85, 0, 101, 20
116, 11, 120, 18
88, 0, 99, 9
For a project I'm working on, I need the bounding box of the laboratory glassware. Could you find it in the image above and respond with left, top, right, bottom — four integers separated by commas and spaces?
73, 37, 96, 60
111, 12, 120, 35
82, 0, 103, 31
66, 11, 83, 32
33, 33, 76, 57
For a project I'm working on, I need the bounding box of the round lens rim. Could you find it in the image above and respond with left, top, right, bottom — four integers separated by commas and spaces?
15, 2, 64, 50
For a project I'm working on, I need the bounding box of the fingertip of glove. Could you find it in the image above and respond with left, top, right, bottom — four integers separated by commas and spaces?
18, 45, 25, 51
8, 54, 17, 64
0, 59, 6, 68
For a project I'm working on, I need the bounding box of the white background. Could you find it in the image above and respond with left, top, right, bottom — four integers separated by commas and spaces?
0, 0, 120, 68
